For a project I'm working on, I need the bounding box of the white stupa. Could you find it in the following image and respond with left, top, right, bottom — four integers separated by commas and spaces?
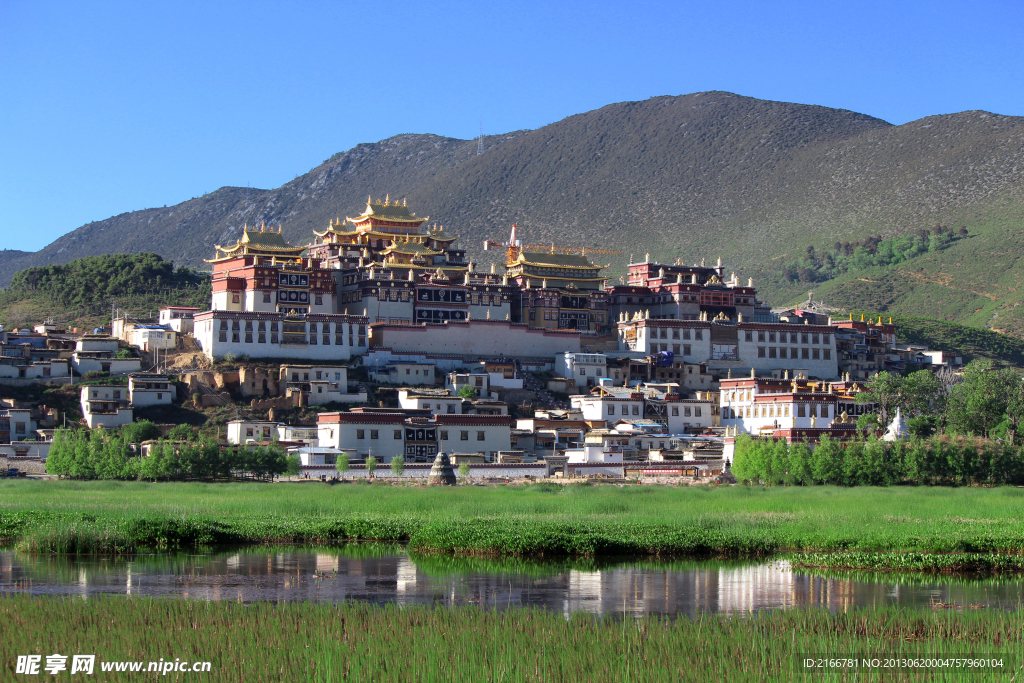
882, 408, 909, 442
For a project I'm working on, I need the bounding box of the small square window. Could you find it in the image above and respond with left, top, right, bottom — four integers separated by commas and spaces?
460, 431, 469, 441
370, 430, 379, 439
394, 430, 402, 439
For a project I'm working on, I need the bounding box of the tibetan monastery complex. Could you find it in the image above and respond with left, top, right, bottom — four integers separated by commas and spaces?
194, 195, 843, 382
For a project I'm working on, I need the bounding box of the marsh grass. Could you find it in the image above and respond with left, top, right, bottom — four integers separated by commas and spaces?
1, 596, 1021, 682
3, 480, 1024, 557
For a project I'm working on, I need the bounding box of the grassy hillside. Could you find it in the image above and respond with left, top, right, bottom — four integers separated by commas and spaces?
761, 205, 1024, 337
3, 92, 1022, 337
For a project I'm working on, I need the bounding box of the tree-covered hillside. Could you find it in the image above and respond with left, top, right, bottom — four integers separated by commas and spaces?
0, 254, 209, 330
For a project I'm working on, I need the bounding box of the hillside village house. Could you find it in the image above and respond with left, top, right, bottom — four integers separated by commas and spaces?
374, 361, 437, 385
0, 408, 36, 442
128, 373, 176, 407
556, 352, 610, 387
72, 335, 141, 375
80, 386, 133, 429
130, 325, 175, 351
158, 306, 200, 334
227, 420, 278, 444
278, 365, 366, 405
445, 370, 490, 396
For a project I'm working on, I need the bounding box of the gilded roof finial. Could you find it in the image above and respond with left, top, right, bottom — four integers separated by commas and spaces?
385, 194, 390, 205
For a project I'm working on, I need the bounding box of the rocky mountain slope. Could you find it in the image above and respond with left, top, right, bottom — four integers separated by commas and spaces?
4, 91, 1022, 332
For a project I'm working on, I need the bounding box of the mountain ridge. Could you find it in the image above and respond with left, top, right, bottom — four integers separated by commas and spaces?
3, 91, 1022, 332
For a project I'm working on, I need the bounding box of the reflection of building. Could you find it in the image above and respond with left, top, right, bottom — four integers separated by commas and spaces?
716, 563, 796, 615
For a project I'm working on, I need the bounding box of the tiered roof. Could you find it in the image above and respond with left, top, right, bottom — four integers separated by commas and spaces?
210, 224, 305, 262
347, 196, 428, 232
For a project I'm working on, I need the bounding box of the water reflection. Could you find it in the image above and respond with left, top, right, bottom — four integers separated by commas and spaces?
2, 549, 1022, 618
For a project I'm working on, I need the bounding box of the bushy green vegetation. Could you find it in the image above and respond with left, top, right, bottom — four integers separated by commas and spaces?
44, 428, 291, 482
1, 596, 1019, 682
3, 481, 1024, 556
732, 434, 1024, 487
7, 253, 208, 308
0, 253, 209, 330
783, 227, 964, 284
853, 359, 1024, 439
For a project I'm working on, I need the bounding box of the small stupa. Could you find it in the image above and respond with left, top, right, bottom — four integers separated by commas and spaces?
882, 408, 909, 442
428, 452, 457, 485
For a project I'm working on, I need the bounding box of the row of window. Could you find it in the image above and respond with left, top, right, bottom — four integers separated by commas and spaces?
218, 332, 366, 347
652, 328, 704, 340
606, 404, 641, 416
289, 371, 343, 381
421, 402, 459, 413
757, 347, 831, 360
220, 320, 365, 334
747, 331, 830, 344
723, 403, 831, 419
652, 344, 693, 355
354, 429, 487, 441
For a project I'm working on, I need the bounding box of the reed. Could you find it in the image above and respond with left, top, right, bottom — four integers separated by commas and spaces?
3, 479, 1024, 558
1, 596, 1020, 682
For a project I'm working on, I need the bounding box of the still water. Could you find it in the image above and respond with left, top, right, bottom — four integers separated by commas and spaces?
2, 548, 1022, 617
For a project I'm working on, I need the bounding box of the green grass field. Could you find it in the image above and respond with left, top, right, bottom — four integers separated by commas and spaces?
3, 480, 1024, 558
1, 596, 1020, 682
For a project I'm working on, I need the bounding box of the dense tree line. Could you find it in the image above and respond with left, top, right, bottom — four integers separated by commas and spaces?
732, 434, 1024, 486
855, 360, 1024, 442
45, 424, 300, 481
8, 253, 210, 308
783, 225, 965, 284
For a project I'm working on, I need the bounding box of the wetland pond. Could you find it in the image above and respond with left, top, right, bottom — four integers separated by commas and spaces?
3, 548, 1022, 618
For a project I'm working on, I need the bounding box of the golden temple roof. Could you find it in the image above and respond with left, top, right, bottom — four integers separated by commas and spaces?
347, 196, 427, 225
209, 224, 305, 261
513, 251, 600, 269
382, 240, 443, 256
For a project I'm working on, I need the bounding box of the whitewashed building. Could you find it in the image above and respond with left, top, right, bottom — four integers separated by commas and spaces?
72, 335, 142, 375
226, 419, 279, 444
80, 386, 133, 429
128, 373, 176, 407
159, 306, 200, 335
318, 409, 513, 462
130, 325, 176, 351
555, 353, 609, 387
719, 376, 839, 435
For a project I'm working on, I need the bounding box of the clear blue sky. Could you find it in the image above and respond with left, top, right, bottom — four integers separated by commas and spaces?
2, 0, 1021, 252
